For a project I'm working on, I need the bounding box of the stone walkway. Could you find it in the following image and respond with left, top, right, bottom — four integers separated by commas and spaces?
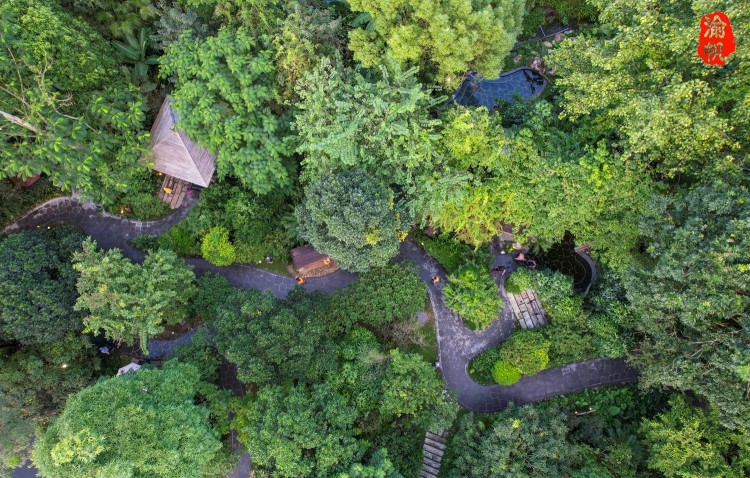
4, 197, 639, 413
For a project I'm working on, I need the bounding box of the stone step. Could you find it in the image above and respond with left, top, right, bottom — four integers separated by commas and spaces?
421, 461, 441, 475
420, 470, 438, 478
424, 437, 447, 450
423, 443, 445, 458
423, 457, 442, 470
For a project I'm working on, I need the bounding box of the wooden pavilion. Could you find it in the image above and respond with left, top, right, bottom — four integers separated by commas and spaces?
150, 97, 216, 207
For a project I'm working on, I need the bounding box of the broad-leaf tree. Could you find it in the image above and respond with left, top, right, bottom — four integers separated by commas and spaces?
625, 180, 750, 428
347, 0, 525, 86
640, 395, 750, 478
0, 0, 152, 204
411, 104, 653, 269
210, 287, 334, 385
295, 170, 408, 272
72, 240, 195, 354
234, 383, 364, 478
0, 227, 84, 345
294, 58, 440, 187
33, 361, 232, 478
0, 334, 100, 425
160, 27, 294, 194
548, 0, 750, 179
443, 404, 575, 477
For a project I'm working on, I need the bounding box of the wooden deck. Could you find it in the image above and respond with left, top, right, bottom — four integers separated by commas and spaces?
158, 175, 190, 209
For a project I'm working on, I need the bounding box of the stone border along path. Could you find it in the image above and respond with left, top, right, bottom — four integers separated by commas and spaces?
3, 195, 638, 412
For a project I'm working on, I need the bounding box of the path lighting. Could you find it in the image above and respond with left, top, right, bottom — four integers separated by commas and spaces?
61, 363, 68, 369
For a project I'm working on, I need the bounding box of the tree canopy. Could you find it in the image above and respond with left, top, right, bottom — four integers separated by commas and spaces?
625, 180, 750, 428
0, 0, 151, 204
160, 27, 294, 194
296, 170, 408, 272
0, 226, 84, 345
33, 361, 231, 478
347, 0, 525, 86
72, 240, 195, 354
234, 383, 364, 477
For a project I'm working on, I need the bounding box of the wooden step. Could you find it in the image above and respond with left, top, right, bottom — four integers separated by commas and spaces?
423, 457, 442, 470
423, 443, 445, 457
426, 432, 447, 444
424, 437, 447, 450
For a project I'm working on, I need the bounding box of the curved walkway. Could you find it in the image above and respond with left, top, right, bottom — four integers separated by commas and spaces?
3, 196, 637, 412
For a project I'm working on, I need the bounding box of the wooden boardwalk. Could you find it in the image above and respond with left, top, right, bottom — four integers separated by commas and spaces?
158, 175, 190, 209
420, 429, 449, 478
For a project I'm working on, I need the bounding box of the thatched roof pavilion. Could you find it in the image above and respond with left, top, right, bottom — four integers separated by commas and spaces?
149, 97, 216, 187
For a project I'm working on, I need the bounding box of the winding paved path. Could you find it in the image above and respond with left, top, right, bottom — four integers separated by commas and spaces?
3, 195, 638, 412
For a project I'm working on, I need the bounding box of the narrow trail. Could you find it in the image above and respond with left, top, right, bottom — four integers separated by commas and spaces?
3, 196, 638, 412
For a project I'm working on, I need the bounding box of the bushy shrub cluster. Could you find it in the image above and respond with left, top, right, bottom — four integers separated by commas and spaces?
492, 361, 522, 385
443, 262, 503, 330
132, 182, 295, 265
325, 262, 427, 333
201, 226, 236, 266
472, 267, 631, 382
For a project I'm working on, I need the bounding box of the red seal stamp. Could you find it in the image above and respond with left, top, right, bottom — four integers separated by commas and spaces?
698, 12, 736, 66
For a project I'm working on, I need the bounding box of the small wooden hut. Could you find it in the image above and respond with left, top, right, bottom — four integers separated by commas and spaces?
150, 98, 216, 207
291, 245, 337, 277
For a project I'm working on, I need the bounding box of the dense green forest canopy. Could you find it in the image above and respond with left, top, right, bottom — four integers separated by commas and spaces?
0, 0, 748, 477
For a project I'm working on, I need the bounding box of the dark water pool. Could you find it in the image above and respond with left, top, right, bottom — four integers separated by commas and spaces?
448, 67, 547, 108
527, 232, 597, 293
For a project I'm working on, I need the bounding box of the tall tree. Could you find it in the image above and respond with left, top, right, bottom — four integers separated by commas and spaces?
160, 27, 294, 194
411, 104, 652, 269
443, 404, 575, 477
0, 334, 100, 425
209, 287, 335, 385
234, 383, 364, 478
0, 227, 84, 345
347, 0, 525, 86
624, 180, 750, 428
640, 396, 750, 478
294, 58, 440, 188
547, 0, 749, 178
33, 361, 232, 478
296, 170, 409, 272
273, 0, 344, 102
72, 240, 195, 354
0, 0, 151, 205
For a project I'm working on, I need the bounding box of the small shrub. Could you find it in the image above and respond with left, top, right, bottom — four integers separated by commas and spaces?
130, 234, 160, 251
544, 325, 596, 366
443, 262, 502, 330
499, 329, 550, 375
412, 231, 473, 273
492, 361, 522, 385
468, 345, 502, 384
125, 192, 170, 220
201, 226, 236, 266
588, 314, 627, 358
161, 223, 201, 256
171, 328, 220, 383
504, 267, 535, 294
